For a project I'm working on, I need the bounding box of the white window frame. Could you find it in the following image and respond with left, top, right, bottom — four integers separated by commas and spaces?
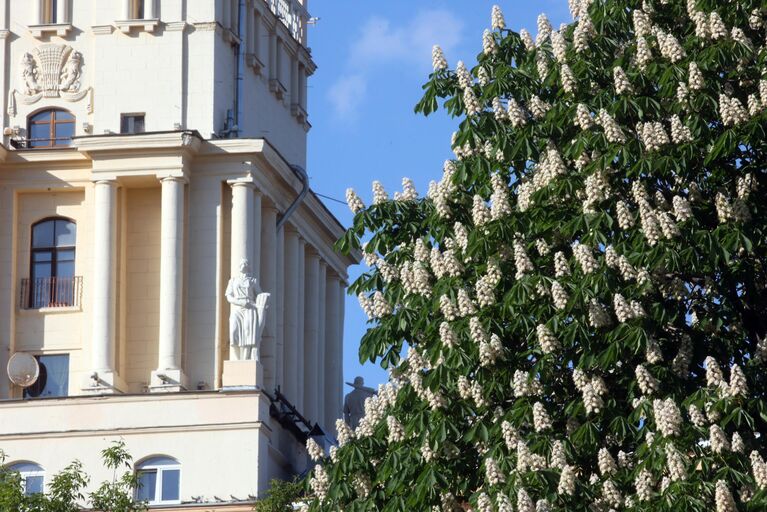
7, 462, 45, 496
135, 457, 181, 506
29, 0, 72, 37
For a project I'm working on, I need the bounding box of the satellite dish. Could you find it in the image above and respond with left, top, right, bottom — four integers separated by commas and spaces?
7, 353, 39, 388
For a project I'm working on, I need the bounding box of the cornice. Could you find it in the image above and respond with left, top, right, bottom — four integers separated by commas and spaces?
74, 131, 203, 156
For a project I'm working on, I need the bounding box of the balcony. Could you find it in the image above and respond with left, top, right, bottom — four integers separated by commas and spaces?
20, 276, 82, 310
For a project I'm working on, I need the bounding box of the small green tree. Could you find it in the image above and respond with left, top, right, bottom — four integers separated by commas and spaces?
306, 0, 767, 511
254, 478, 304, 512
89, 441, 147, 512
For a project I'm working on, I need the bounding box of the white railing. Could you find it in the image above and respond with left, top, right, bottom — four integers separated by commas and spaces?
265, 0, 308, 45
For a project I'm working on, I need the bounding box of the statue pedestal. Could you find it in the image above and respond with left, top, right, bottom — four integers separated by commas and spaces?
80, 370, 127, 395
149, 369, 188, 393
222, 359, 263, 390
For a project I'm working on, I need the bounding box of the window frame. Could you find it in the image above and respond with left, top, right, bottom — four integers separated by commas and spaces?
130, 0, 145, 20
120, 113, 146, 134
135, 457, 181, 505
27, 108, 76, 148
41, 0, 57, 24
23, 353, 70, 399
29, 217, 77, 309
7, 462, 45, 496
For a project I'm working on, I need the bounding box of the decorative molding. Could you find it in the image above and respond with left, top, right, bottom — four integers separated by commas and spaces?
192, 22, 219, 33
165, 21, 188, 32
268, 79, 286, 100
245, 53, 264, 76
115, 19, 160, 34
90, 25, 115, 35
13, 43, 88, 112
290, 103, 307, 124
0, 29, 11, 40
28, 23, 73, 38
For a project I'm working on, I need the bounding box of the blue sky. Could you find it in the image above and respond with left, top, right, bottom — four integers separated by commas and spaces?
305, 1, 570, 391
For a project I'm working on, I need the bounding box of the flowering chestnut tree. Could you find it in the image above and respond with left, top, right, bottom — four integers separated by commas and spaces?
308, 1, 767, 511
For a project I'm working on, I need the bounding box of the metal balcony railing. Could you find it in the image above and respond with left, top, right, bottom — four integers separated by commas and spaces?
265, 0, 308, 45
20, 276, 82, 309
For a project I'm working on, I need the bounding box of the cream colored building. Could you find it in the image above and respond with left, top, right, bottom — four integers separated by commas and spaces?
0, 1, 354, 509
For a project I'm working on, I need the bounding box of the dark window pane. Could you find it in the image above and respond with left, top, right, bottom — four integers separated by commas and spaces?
161, 469, 180, 501
54, 221, 76, 246
136, 471, 157, 502
29, 123, 50, 144
134, 116, 145, 133
55, 260, 75, 280
54, 111, 74, 122
33, 262, 52, 278
37, 355, 68, 397
32, 222, 54, 248
121, 115, 145, 134
31, 111, 51, 122
24, 475, 43, 495
54, 122, 74, 146
32, 251, 53, 263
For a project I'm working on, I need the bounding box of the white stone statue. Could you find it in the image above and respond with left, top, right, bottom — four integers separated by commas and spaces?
59, 51, 82, 93
20, 53, 39, 95
226, 259, 269, 361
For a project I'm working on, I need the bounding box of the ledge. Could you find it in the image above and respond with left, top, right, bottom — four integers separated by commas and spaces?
115, 18, 160, 34
268, 79, 287, 101
291, 103, 307, 124
29, 23, 73, 38
18, 305, 81, 315
245, 53, 265, 76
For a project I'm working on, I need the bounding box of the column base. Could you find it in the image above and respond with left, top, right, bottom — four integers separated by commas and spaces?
81, 370, 126, 394
149, 369, 187, 393
222, 359, 263, 390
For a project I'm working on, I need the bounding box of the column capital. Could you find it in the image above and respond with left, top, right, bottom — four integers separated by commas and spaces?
227, 176, 257, 189
159, 175, 188, 184
92, 178, 118, 186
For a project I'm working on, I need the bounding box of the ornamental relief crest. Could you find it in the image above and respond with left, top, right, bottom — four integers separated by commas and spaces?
8, 43, 93, 116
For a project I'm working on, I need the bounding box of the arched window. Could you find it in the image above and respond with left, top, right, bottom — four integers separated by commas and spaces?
27, 109, 75, 148
135, 456, 180, 504
28, 217, 76, 308
7, 462, 44, 495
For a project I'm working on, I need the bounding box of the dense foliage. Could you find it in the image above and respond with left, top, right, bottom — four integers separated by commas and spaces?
306, 0, 767, 510
0, 441, 146, 511
254, 478, 304, 511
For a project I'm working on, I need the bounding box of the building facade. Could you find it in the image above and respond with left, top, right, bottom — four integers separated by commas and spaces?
0, 1, 354, 509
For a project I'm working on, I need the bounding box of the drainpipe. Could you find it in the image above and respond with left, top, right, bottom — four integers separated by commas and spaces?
276, 164, 309, 230
232, 0, 246, 137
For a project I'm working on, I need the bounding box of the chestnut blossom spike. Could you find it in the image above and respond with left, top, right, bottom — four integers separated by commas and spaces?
491, 4, 505, 30
431, 45, 447, 71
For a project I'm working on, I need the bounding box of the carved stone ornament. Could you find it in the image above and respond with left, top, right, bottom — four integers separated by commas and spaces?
8, 44, 91, 116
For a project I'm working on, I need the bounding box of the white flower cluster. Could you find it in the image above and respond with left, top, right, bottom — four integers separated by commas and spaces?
496, 493, 513, 512
583, 170, 610, 213
551, 280, 569, 310
536, 13, 552, 46
336, 418, 355, 446
517, 489, 535, 512
715, 480, 737, 512
490, 174, 511, 219
530, 95, 550, 120
613, 293, 644, 322
653, 398, 682, 437
400, 261, 431, 298
371, 180, 388, 204
728, 364, 748, 397
602, 480, 623, 508
463, 88, 482, 117
688, 62, 704, 90
560, 64, 576, 93
719, 94, 749, 126
636, 37, 652, 70
575, 104, 593, 130
432, 45, 447, 72
537, 324, 561, 354
573, 12, 594, 53
513, 369, 543, 397
485, 457, 505, 485
482, 29, 497, 55
709, 424, 730, 453
352, 474, 371, 499
573, 242, 599, 274
472, 194, 491, 226
477, 493, 492, 512
632, 9, 652, 37
635, 364, 659, 395
558, 465, 576, 495
554, 251, 571, 277
705, 356, 724, 387
688, 404, 706, 427
751, 451, 767, 490
476, 259, 501, 307
514, 239, 534, 279
635, 469, 653, 501
616, 200, 635, 229
598, 447, 617, 475
645, 337, 662, 364
346, 188, 364, 213
501, 420, 519, 450
536, 52, 549, 81
491, 4, 505, 31
457, 288, 477, 317
480, 333, 504, 367
655, 28, 686, 62
665, 443, 686, 481
455, 61, 472, 89
708, 12, 727, 40
439, 294, 458, 321
469, 316, 487, 345
507, 99, 527, 128
520, 29, 535, 52
551, 30, 567, 63
307, 437, 325, 462
632, 181, 663, 246
613, 66, 632, 94
309, 465, 330, 501
596, 109, 626, 143
637, 121, 669, 151
386, 415, 405, 443
550, 441, 567, 469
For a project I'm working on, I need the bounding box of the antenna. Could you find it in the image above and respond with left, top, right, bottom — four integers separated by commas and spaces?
7, 352, 40, 388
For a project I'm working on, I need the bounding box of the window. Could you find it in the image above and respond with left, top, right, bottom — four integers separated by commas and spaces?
27, 218, 76, 309
23, 354, 69, 398
27, 109, 75, 148
41, 0, 57, 24
120, 114, 145, 134
7, 462, 44, 495
136, 457, 180, 505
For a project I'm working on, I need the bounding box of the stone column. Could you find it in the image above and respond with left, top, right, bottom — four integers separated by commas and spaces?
275, 227, 285, 388
303, 250, 320, 423
316, 262, 327, 428
260, 204, 277, 390
335, 280, 346, 419
86, 179, 119, 391
152, 176, 187, 391
295, 237, 306, 412
228, 178, 258, 276
323, 273, 341, 430
282, 228, 299, 404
